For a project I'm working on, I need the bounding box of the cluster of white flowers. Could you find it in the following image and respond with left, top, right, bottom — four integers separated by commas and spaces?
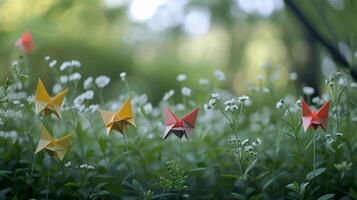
214, 70, 225, 81
228, 137, 262, 157
177, 74, 187, 82
181, 87, 191, 96
95, 75, 110, 88
73, 90, 94, 112
49, 60, 57, 68
204, 93, 220, 110
60, 60, 81, 71
78, 163, 95, 170
302, 86, 315, 96
325, 72, 341, 86
69, 72, 81, 82
198, 78, 209, 86
83, 77, 93, 90
119, 72, 127, 81
0, 109, 22, 120
325, 132, 343, 144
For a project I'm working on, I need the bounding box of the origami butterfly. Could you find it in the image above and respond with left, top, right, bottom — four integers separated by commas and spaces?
99, 97, 136, 135
35, 79, 69, 119
15, 31, 34, 54
35, 127, 72, 161
301, 98, 330, 132
163, 107, 199, 140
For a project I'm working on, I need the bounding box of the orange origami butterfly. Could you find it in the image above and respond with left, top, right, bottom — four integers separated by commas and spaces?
99, 97, 136, 135
301, 98, 330, 132
163, 107, 199, 140
16, 31, 34, 54
35, 79, 68, 119
35, 127, 72, 161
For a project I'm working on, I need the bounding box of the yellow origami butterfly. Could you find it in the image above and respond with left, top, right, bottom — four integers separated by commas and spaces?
35, 127, 72, 161
99, 97, 136, 135
35, 79, 68, 119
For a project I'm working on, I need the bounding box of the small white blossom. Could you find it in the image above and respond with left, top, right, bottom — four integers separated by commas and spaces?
211, 93, 220, 99
52, 84, 62, 94
257, 74, 264, 81
95, 75, 110, 88
303, 86, 315, 95
45, 56, 50, 61
163, 89, 175, 101
49, 60, 57, 68
119, 72, 127, 81
83, 77, 93, 90
204, 104, 211, 110
350, 82, 357, 88
208, 99, 216, 107
143, 103, 153, 114
214, 70, 225, 81
65, 161, 72, 168
82, 90, 94, 100
238, 95, 250, 102
69, 72, 81, 81
312, 97, 321, 104
176, 74, 187, 82
181, 87, 191, 96
87, 104, 99, 113
289, 72, 298, 81
276, 99, 284, 109
199, 78, 209, 85
176, 103, 185, 111
262, 87, 270, 93
59, 75, 68, 84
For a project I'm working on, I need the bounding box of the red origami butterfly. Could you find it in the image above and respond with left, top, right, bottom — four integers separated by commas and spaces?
16, 32, 34, 54
163, 107, 199, 140
301, 98, 330, 132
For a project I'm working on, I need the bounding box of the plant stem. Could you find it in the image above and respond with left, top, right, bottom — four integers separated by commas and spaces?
287, 108, 303, 157
31, 116, 45, 176
123, 135, 135, 176
46, 158, 52, 200
313, 132, 316, 192
179, 138, 182, 168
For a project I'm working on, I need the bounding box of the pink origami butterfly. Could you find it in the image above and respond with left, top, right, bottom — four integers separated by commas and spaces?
301, 98, 330, 132
163, 107, 199, 140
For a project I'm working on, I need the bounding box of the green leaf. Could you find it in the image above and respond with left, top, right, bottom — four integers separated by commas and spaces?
263, 175, 279, 190
306, 168, 326, 181
317, 194, 335, 200
286, 181, 299, 193
221, 174, 240, 179
243, 159, 258, 181
0, 188, 11, 199
0, 170, 12, 178
98, 137, 107, 156
152, 193, 179, 199
188, 168, 206, 173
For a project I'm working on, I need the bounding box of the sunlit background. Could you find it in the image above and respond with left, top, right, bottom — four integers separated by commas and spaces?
1, 0, 357, 103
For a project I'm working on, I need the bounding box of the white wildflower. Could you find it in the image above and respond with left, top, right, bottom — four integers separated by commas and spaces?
289, 72, 298, 81
95, 75, 110, 88
59, 75, 68, 84
65, 161, 72, 168
211, 93, 220, 99
176, 103, 185, 111
69, 72, 81, 81
87, 104, 99, 113
303, 86, 315, 95
181, 87, 191, 96
45, 56, 50, 61
177, 74, 187, 82
143, 103, 153, 114
312, 97, 321, 104
257, 74, 264, 81
214, 70, 225, 81
276, 99, 284, 109
71, 60, 81, 68
52, 84, 62, 94
204, 104, 211, 110
350, 82, 357, 88
238, 95, 250, 102
208, 99, 216, 107
263, 87, 270, 93
83, 77, 93, 90
49, 60, 57, 68
82, 90, 94, 100
163, 89, 175, 101
119, 72, 127, 81
199, 78, 209, 85
241, 139, 249, 146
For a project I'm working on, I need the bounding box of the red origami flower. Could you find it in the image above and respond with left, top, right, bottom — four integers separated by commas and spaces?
301, 98, 330, 132
15, 31, 34, 54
